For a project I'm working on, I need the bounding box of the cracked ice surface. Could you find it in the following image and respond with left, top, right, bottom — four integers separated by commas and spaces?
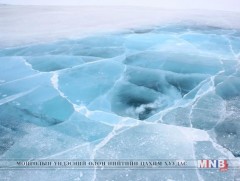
0, 24, 240, 180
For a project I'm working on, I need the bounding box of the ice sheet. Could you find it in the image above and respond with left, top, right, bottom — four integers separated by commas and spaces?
0, 6, 240, 181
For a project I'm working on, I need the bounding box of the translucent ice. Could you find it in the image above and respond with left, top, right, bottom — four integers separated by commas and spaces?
0, 24, 240, 181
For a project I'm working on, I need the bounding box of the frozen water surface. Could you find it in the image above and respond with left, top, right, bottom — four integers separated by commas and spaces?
0, 24, 240, 180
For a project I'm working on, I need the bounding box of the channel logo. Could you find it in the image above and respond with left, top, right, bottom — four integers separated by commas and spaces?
197, 160, 228, 172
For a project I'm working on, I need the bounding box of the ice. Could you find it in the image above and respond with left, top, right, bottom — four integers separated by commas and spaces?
88, 123, 235, 181
190, 92, 226, 130
24, 55, 85, 72
0, 56, 38, 83
214, 97, 240, 157
124, 51, 223, 76
0, 22, 240, 181
180, 33, 233, 57
58, 60, 125, 106
94, 123, 202, 159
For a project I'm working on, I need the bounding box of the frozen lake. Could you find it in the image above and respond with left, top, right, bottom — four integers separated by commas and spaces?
0, 5, 240, 181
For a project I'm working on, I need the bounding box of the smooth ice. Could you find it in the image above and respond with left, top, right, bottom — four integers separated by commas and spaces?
0, 24, 240, 180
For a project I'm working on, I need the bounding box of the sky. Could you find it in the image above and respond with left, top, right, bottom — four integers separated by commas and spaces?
0, 0, 240, 12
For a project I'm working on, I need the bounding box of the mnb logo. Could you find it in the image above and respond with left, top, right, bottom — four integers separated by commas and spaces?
197, 160, 228, 172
